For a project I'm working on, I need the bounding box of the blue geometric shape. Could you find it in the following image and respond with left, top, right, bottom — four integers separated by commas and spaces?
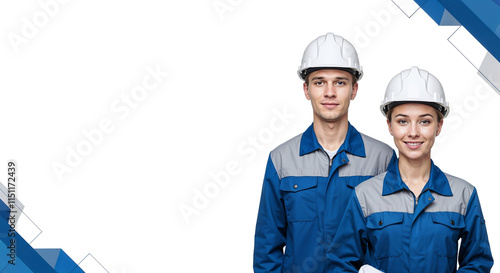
440, 0, 500, 62
0, 198, 85, 273
37, 249, 85, 273
414, 0, 500, 62
414, 0, 460, 25
0, 196, 11, 225
440, 9, 460, 25
0, 248, 33, 273
0, 219, 57, 273
36, 249, 61, 268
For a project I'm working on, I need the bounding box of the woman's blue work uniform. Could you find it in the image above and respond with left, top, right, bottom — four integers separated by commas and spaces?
327, 159, 494, 273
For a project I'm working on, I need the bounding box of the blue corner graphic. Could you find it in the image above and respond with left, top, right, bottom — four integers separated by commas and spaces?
0, 195, 85, 272
414, 0, 460, 25
414, 0, 500, 63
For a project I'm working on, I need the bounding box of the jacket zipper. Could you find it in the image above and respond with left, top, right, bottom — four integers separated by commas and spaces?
322, 150, 333, 173
411, 192, 418, 211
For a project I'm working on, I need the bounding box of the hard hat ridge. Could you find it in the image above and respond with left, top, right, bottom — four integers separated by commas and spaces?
298, 32, 363, 81
380, 66, 449, 118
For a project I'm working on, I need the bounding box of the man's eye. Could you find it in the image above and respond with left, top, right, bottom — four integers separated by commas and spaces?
336, 81, 346, 86
315, 81, 324, 86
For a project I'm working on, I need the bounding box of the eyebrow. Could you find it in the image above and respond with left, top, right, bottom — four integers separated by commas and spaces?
394, 113, 435, 118
311, 76, 350, 82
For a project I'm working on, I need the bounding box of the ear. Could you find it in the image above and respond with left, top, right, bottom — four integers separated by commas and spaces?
350, 82, 358, 100
435, 119, 444, 136
387, 119, 393, 136
303, 82, 311, 100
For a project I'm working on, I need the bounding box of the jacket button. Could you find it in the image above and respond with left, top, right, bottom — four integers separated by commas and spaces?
342, 159, 346, 163
293, 184, 298, 189
451, 220, 455, 225
379, 221, 383, 226
428, 197, 432, 201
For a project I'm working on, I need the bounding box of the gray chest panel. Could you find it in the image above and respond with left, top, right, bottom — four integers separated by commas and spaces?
270, 134, 329, 179
424, 174, 474, 215
271, 133, 394, 180
339, 134, 394, 178
356, 173, 475, 217
356, 174, 414, 217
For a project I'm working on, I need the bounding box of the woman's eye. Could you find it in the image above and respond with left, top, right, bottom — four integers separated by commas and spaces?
397, 120, 408, 125
420, 120, 430, 125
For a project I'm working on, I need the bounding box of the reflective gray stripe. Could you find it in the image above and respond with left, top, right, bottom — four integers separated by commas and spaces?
271, 132, 394, 180
356, 172, 475, 218
356, 173, 414, 218
425, 174, 474, 215
270, 133, 329, 179
339, 133, 394, 177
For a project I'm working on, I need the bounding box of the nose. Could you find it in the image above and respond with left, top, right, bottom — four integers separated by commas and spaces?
324, 83, 336, 98
408, 123, 419, 138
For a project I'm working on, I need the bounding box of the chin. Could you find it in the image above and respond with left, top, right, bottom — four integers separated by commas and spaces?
400, 151, 430, 161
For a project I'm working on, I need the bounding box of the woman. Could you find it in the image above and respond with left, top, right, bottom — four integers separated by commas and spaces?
327, 67, 494, 272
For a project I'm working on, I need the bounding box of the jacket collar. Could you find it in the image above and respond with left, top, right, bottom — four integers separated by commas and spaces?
299, 122, 366, 157
382, 159, 453, 196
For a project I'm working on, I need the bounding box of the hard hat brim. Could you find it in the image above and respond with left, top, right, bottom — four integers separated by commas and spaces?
381, 100, 449, 118
299, 67, 361, 81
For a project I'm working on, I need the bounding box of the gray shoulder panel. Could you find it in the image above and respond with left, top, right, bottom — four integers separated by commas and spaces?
355, 173, 414, 218
270, 133, 329, 179
356, 172, 476, 217
339, 133, 394, 177
425, 173, 475, 215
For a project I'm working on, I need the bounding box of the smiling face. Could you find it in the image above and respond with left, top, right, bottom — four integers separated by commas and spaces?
387, 103, 443, 163
303, 69, 358, 125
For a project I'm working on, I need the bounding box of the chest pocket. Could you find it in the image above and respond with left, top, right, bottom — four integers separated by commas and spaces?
280, 177, 318, 222
366, 212, 404, 259
431, 212, 465, 258
345, 176, 372, 189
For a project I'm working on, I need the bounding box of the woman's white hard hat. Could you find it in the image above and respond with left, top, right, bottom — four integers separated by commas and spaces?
380, 66, 450, 118
298, 32, 363, 81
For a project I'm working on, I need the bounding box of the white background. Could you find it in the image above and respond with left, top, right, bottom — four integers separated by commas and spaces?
0, 0, 499, 272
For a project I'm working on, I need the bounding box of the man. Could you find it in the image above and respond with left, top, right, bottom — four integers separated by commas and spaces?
253, 33, 396, 273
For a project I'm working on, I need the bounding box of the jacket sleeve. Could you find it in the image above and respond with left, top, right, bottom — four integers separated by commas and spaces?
254, 154, 287, 273
457, 188, 494, 272
326, 192, 368, 273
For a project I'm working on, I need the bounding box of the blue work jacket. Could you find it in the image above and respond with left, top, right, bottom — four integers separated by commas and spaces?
254, 123, 396, 273
327, 160, 494, 273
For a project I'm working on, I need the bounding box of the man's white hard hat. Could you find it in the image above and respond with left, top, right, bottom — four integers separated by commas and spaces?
298, 32, 363, 81
380, 66, 450, 118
